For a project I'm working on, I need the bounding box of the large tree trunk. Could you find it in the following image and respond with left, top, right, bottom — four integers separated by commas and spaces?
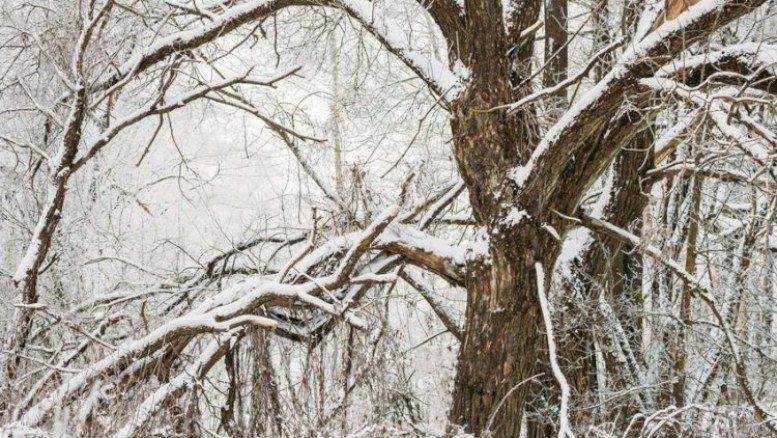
451, 228, 560, 435
445, 3, 551, 433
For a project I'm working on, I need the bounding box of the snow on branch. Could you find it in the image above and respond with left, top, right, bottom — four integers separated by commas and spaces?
272, 254, 404, 342
500, 37, 626, 113
13, 313, 127, 421
114, 332, 234, 438
54, 231, 307, 320
74, 66, 302, 172
535, 262, 575, 438
509, 0, 769, 191
401, 268, 463, 340
657, 42, 777, 81
17, 290, 275, 428
378, 223, 466, 286
96, 0, 464, 106
577, 212, 777, 433
597, 294, 654, 410
13, 198, 419, 428
337, 0, 464, 101
269, 179, 467, 341
111, 1, 297, 87
415, 181, 466, 228
641, 76, 772, 164
277, 217, 466, 289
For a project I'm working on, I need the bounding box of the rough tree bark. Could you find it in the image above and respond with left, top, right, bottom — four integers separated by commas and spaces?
445, 2, 552, 435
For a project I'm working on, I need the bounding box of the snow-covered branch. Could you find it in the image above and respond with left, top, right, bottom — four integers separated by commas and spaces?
336, 0, 464, 101
14, 198, 414, 428
511, 0, 769, 213
401, 268, 463, 340
378, 223, 466, 286
74, 66, 302, 171
641, 76, 772, 165
114, 332, 235, 438
535, 262, 574, 438
657, 42, 777, 94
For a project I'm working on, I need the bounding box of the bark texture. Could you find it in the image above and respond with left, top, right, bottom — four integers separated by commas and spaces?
446, 1, 550, 434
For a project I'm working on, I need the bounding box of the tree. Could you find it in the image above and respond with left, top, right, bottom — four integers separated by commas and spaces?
1, 0, 776, 436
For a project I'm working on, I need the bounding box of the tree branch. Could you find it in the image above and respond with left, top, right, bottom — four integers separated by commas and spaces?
576, 212, 777, 433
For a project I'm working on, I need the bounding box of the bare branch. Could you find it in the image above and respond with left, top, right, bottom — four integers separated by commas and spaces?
400, 269, 463, 340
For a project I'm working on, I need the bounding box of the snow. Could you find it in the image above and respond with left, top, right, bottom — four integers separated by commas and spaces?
657, 43, 777, 77
418, 181, 465, 227
122, 0, 275, 77
12, 193, 53, 282
503, 207, 529, 226
381, 224, 467, 267
451, 60, 471, 84
653, 114, 693, 157
590, 165, 614, 218
19, 198, 446, 428
535, 262, 574, 438
641, 76, 771, 162
12, 303, 46, 310
18, 279, 318, 427
587, 215, 777, 423
55, 167, 70, 179
509, 63, 622, 188
555, 165, 616, 268
115, 333, 233, 438
0, 425, 50, 437
635, 0, 661, 41
647, 0, 729, 38
556, 227, 591, 277
542, 223, 561, 241
502, 0, 515, 30
8, 0, 777, 433
350, 272, 398, 283
508, 164, 533, 188
708, 101, 770, 162
467, 227, 491, 263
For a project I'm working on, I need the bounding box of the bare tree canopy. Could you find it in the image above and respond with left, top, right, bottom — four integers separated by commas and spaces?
1, 0, 776, 436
